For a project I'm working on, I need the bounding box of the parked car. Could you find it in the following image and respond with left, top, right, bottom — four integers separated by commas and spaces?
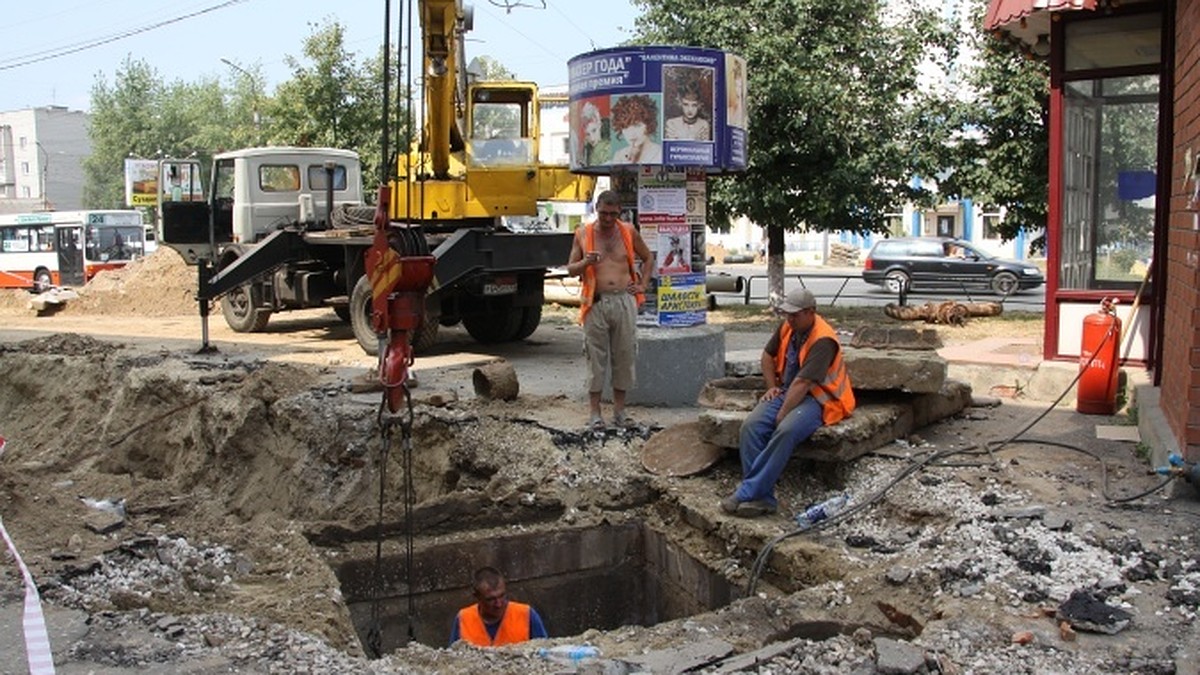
862, 237, 1044, 295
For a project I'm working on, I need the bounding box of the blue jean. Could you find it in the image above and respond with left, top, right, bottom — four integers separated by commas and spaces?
735, 394, 824, 506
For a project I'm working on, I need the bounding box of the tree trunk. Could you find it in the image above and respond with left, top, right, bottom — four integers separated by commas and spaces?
766, 224, 786, 308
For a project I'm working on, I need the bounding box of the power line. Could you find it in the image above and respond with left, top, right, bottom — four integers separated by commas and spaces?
0, 0, 247, 72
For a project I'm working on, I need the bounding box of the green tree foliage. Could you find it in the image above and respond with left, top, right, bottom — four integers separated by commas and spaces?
83, 58, 230, 209
265, 19, 398, 191
631, 0, 954, 242
936, 2, 1049, 249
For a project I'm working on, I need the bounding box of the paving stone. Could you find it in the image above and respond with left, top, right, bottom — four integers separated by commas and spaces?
873, 637, 926, 675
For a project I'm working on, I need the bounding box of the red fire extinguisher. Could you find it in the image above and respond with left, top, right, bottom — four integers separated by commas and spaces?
1077, 299, 1122, 415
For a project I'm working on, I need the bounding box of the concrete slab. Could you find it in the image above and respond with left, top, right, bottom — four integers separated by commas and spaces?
726, 347, 949, 393
696, 380, 972, 463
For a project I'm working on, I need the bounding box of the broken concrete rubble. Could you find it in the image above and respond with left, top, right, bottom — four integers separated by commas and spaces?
1, 284, 1197, 674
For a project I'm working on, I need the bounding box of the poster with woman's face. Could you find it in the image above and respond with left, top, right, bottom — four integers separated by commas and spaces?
725, 54, 747, 129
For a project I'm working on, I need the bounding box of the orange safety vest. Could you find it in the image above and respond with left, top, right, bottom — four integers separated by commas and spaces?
773, 316, 856, 425
456, 601, 532, 647
578, 220, 645, 324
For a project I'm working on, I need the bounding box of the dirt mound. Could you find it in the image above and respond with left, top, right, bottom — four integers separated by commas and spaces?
64, 247, 200, 317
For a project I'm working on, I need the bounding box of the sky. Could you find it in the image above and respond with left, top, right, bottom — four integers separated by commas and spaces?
0, 0, 642, 113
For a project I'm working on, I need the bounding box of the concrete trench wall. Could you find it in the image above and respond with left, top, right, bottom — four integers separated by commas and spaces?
331, 522, 736, 652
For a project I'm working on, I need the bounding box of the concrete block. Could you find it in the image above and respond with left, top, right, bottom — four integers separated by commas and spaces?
843, 348, 948, 393
911, 380, 973, 428
850, 326, 943, 350
725, 349, 763, 377
698, 376, 763, 411
695, 392, 969, 464
626, 325, 725, 406
727, 347, 947, 394
698, 409, 743, 449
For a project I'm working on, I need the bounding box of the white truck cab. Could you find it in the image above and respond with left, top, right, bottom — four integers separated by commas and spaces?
210, 147, 365, 243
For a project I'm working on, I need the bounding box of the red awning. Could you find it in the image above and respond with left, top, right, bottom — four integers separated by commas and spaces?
984, 0, 1097, 32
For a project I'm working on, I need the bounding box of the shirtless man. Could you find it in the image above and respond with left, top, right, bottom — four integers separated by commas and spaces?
566, 190, 654, 429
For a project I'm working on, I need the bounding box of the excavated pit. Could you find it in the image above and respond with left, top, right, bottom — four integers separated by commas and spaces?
330, 522, 739, 652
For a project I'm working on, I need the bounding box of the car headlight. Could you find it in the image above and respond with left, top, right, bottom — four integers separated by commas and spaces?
1021, 267, 1041, 276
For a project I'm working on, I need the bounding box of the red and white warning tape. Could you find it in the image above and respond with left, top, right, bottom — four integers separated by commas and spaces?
0, 435, 57, 674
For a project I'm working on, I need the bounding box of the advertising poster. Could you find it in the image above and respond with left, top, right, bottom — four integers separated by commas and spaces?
656, 272, 707, 327
124, 159, 158, 207
638, 167, 704, 327
686, 168, 707, 273
567, 46, 748, 174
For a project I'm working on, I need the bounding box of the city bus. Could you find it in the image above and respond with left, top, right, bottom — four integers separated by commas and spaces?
0, 210, 147, 291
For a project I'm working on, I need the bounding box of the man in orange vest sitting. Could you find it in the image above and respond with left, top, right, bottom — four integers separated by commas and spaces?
450, 566, 548, 647
720, 288, 855, 518
566, 190, 654, 430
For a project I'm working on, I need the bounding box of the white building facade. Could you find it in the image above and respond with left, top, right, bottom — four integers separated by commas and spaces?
0, 106, 90, 214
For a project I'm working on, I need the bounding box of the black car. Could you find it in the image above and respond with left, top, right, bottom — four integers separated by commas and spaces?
862, 237, 1044, 295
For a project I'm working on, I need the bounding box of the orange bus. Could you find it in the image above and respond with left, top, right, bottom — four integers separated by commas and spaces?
0, 210, 146, 291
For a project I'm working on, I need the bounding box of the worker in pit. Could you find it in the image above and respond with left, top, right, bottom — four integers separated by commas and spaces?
720, 288, 855, 517
450, 566, 548, 647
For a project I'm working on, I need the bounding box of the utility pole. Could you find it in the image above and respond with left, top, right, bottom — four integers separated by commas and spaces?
35, 141, 49, 211
220, 58, 262, 144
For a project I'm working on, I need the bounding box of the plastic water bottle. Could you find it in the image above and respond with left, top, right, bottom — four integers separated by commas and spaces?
794, 493, 850, 530
537, 644, 601, 665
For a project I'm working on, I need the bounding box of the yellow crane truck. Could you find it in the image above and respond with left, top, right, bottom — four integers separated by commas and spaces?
158, 0, 594, 354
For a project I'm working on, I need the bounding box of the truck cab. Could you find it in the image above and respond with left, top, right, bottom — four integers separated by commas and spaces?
212, 147, 364, 244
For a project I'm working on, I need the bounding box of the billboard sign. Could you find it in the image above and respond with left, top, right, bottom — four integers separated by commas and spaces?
568, 46, 747, 174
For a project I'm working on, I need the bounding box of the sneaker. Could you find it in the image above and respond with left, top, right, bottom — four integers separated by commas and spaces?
735, 500, 778, 518
589, 414, 606, 432
719, 495, 741, 515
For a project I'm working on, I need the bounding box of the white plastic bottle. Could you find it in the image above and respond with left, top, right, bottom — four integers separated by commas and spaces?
794, 493, 850, 530
537, 644, 601, 665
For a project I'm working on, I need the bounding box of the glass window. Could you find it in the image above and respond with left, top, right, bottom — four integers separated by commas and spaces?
21, 161, 29, 175
1060, 73, 1159, 290
1065, 12, 1160, 72
308, 164, 347, 191
981, 207, 1003, 240
214, 159, 236, 200
259, 165, 301, 192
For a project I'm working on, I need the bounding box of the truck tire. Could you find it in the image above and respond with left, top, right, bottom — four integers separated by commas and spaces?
350, 275, 380, 355
221, 283, 271, 332
350, 275, 438, 355
463, 305, 522, 344
513, 304, 542, 341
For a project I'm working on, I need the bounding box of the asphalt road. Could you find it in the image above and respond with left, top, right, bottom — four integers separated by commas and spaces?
705, 262, 1047, 311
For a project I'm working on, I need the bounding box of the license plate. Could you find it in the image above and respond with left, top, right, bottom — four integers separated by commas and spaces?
483, 276, 517, 295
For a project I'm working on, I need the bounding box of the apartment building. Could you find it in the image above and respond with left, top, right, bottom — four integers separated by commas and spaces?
0, 106, 90, 214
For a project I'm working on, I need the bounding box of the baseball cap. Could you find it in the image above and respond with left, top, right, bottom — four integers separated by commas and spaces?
778, 288, 817, 314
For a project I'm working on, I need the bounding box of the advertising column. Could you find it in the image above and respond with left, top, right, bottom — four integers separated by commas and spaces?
567, 46, 747, 328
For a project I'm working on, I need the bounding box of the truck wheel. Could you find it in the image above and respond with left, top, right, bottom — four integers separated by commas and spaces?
350, 275, 380, 355
411, 316, 439, 352
221, 284, 271, 332
513, 304, 542, 341
349, 275, 438, 355
463, 306, 522, 344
